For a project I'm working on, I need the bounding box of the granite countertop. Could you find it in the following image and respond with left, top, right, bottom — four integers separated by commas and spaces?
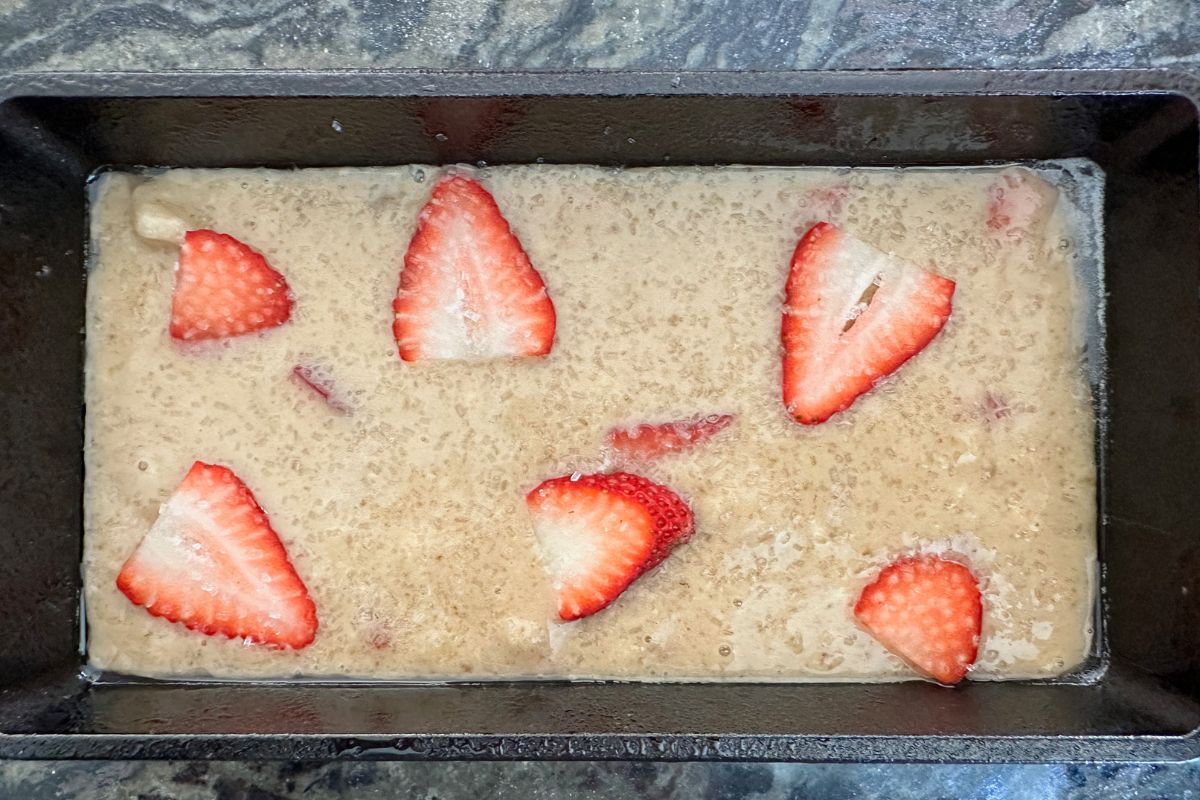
0, 0, 1196, 71
2, 1, 1199, 798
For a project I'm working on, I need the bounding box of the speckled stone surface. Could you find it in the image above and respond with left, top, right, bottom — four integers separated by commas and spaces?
2, 0, 1199, 797
1, 761, 1199, 799
0, 0, 1196, 71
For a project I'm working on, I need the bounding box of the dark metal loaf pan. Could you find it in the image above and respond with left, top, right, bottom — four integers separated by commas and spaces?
0, 69, 1197, 762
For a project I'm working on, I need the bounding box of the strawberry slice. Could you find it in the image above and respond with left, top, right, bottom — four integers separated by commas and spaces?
607, 414, 735, 462
525, 472, 694, 621
116, 461, 318, 649
291, 361, 351, 415
782, 222, 955, 424
170, 230, 294, 341
393, 175, 556, 362
854, 555, 982, 685
986, 170, 1057, 239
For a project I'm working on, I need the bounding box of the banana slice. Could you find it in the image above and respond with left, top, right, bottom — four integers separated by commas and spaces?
133, 200, 190, 244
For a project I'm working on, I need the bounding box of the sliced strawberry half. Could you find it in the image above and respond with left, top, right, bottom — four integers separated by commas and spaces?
607, 414, 735, 462
170, 230, 294, 341
291, 361, 352, 415
782, 222, 955, 424
393, 175, 556, 362
854, 554, 982, 685
525, 472, 694, 621
116, 461, 318, 649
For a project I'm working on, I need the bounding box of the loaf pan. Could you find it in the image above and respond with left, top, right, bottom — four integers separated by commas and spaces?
0, 69, 1197, 762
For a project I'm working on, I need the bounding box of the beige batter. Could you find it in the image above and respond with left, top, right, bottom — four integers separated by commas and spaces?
83, 164, 1097, 680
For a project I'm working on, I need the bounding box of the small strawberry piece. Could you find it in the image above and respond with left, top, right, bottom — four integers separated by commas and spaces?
980, 390, 1013, 422
608, 414, 735, 461
393, 175, 556, 362
116, 461, 318, 648
361, 616, 395, 650
782, 222, 955, 424
811, 183, 850, 215
854, 555, 982, 685
525, 472, 694, 620
986, 171, 1058, 239
291, 361, 351, 415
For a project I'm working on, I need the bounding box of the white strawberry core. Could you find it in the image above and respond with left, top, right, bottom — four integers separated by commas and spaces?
531, 511, 606, 589
528, 489, 652, 618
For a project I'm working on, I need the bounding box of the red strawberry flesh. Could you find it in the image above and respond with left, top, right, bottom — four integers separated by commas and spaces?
116, 461, 318, 648
854, 554, 982, 685
393, 175, 556, 362
291, 362, 351, 415
782, 222, 955, 424
525, 472, 694, 620
170, 230, 293, 341
607, 413, 735, 461
986, 171, 1057, 239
